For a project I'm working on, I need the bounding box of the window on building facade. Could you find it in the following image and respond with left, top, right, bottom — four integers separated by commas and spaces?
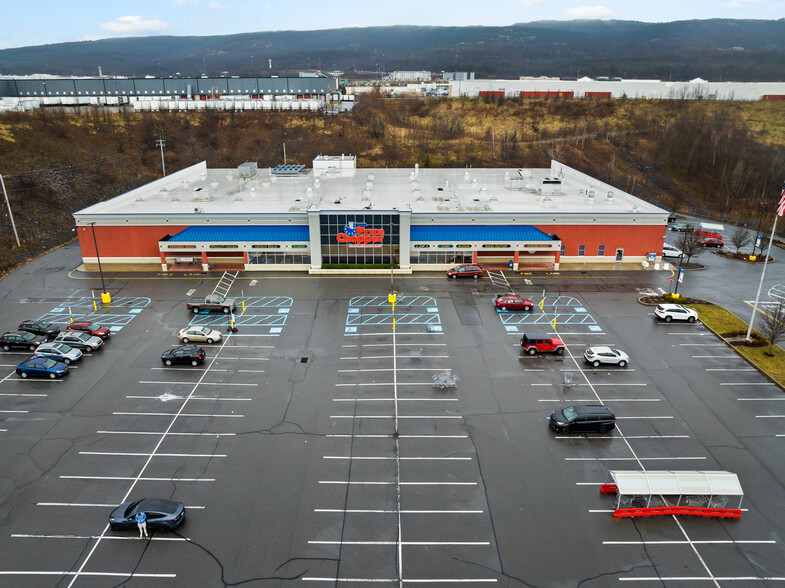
598, 244, 605, 256
411, 251, 473, 264
560, 243, 566, 255
578, 245, 586, 256
248, 252, 310, 264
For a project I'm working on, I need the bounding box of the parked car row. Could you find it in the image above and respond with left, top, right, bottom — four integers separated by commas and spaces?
1, 320, 112, 378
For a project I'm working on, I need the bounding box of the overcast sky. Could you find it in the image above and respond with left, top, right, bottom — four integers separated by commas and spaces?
1, 0, 783, 49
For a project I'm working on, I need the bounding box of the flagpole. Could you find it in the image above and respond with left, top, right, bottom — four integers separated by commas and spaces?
745, 202, 782, 341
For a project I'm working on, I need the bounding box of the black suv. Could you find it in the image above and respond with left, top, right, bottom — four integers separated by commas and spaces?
18, 320, 61, 339
161, 345, 206, 366
549, 405, 616, 434
0, 330, 47, 351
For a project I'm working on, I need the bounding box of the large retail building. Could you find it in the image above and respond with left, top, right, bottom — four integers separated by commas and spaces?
73, 156, 669, 272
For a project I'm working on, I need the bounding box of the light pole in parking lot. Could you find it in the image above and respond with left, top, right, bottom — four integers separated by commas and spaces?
90, 222, 111, 304
746, 182, 785, 341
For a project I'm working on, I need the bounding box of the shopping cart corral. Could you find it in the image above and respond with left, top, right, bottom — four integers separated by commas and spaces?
600, 470, 743, 519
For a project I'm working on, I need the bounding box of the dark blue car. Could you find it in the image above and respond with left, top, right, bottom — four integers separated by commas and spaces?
16, 357, 69, 379
109, 498, 186, 532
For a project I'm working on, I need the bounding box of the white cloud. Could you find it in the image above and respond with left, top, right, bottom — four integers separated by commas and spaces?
725, 0, 769, 7
208, 1, 229, 8
517, 0, 544, 6
98, 16, 171, 34
563, 5, 615, 19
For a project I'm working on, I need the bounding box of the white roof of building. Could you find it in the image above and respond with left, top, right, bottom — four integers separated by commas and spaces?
609, 470, 743, 496
75, 158, 667, 219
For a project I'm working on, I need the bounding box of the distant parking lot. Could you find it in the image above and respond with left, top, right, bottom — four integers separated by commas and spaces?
0, 244, 784, 585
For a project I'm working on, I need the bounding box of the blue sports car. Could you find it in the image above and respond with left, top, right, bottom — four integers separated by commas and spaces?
16, 357, 69, 379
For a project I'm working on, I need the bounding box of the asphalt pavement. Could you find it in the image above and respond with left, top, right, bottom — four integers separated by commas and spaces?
0, 240, 783, 586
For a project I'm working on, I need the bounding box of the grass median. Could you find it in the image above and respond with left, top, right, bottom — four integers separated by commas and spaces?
688, 303, 785, 388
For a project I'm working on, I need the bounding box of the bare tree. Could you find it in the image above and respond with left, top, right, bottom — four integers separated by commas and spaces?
729, 227, 752, 254
677, 230, 704, 264
759, 298, 785, 356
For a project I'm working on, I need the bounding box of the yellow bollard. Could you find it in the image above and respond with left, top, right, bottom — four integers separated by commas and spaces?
101, 292, 111, 304
242, 300, 245, 312
93, 300, 97, 311
70, 316, 73, 323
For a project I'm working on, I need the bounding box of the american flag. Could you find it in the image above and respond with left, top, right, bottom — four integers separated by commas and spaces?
779, 182, 785, 217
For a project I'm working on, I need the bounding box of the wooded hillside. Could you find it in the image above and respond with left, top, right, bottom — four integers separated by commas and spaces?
0, 95, 783, 273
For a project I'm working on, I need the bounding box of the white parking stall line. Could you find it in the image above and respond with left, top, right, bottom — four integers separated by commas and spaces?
79, 451, 226, 458
218, 344, 274, 348
618, 577, 785, 582
327, 434, 469, 439
307, 541, 490, 546
0, 392, 47, 397
126, 395, 252, 401
341, 355, 450, 360
668, 332, 712, 336
706, 368, 756, 371
324, 456, 471, 461
315, 509, 483, 514
337, 368, 451, 373
559, 368, 637, 372
342, 343, 447, 348
524, 369, 545, 372
722, 382, 774, 386
615, 416, 674, 420
213, 356, 270, 361
538, 399, 660, 403
98, 430, 235, 436
738, 398, 785, 401
692, 355, 739, 359
60, 475, 215, 482
566, 456, 706, 461
36, 502, 205, 509
11, 380, 64, 384
152, 368, 266, 373
112, 411, 243, 418
335, 383, 434, 387
756, 415, 785, 419
333, 398, 458, 402
679, 343, 726, 346
346, 332, 445, 337
553, 435, 689, 440
319, 481, 477, 486
605, 540, 776, 545
303, 577, 496, 583
11, 533, 189, 543
0, 571, 177, 578
331, 415, 463, 420
139, 380, 256, 387
0, 410, 28, 413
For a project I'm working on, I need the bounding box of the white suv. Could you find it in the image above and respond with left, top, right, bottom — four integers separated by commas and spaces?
655, 303, 698, 323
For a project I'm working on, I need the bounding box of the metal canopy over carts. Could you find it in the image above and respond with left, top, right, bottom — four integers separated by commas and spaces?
600, 470, 743, 519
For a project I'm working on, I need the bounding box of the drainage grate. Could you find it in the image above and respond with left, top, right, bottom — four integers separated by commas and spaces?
300, 357, 309, 364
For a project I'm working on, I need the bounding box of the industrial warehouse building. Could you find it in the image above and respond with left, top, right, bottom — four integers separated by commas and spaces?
73, 156, 669, 273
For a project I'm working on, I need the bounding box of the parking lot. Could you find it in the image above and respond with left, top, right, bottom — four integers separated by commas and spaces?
0, 241, 784, 586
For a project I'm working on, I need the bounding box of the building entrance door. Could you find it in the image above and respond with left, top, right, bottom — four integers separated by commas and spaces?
615, 248, 624, 262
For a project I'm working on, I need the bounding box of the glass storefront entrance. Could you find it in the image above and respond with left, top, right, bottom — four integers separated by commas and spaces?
320, 213, 399, 265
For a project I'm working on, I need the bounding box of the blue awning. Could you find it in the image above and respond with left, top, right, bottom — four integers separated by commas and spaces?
410, 225, 553, 241
168, 225, 310, 242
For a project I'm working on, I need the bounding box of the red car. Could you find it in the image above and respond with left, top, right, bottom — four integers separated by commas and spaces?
700, 238, 724, 248
447, 264, 483, 279
66, 321, 111, 339
494, 294, 534, 311
521, 333, 565, 355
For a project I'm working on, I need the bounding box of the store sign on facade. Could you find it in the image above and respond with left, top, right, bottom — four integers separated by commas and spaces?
337, 222, 386, 247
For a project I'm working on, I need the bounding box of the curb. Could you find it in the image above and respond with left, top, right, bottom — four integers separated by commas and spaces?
696, 317, 785, 393
713, 251, 775, 264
